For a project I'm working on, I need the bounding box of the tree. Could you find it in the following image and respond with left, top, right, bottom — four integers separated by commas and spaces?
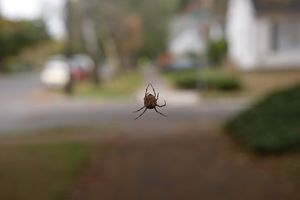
64, 0, 178, 83
126, 0, 177, 58
0, 18, 49, 72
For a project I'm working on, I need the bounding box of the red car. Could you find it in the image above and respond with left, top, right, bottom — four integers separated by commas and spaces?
69, 54, 94, 81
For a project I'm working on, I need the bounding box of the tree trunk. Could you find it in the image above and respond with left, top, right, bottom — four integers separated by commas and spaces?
99, 27, 122, 78
81, 18, 101, 85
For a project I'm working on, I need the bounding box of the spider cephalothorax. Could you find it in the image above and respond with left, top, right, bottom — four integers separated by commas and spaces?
134, 83, 167, 120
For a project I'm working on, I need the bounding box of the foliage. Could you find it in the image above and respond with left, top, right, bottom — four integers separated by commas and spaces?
207, 38, 228, 67
127, 0, 178, 58
0, 18, 49, 72
77, 71, 142, 98
177, 0, 192, 11
164, 69, 241, 91
0, 142, 91, 200
226, 84, 300, 153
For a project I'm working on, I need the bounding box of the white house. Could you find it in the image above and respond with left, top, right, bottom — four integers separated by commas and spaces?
169, 14, 207, 55
169, 0, 223, 57
226, 0, 300, 70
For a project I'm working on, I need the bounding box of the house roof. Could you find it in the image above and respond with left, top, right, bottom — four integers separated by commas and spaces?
253, 0, 300, 13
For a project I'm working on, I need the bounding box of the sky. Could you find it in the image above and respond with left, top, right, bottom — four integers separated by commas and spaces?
0, 0, 66, 39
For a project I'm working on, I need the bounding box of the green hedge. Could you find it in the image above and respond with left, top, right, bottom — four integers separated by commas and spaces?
226, 84, 300, 153
165, 69, 241, 91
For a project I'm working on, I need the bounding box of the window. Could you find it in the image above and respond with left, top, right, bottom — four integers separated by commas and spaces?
272, 18, 300, 52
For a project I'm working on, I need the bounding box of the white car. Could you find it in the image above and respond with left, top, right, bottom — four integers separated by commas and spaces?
40, 57, 71, 89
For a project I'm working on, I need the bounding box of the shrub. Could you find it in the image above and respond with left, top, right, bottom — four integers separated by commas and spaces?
165, 69, 241, 91
226, 84, 300, 153
167, 69, 197, 89
204, 72, 240, 91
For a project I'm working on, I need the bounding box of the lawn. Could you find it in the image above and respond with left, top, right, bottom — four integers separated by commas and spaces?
0, 142, 91, 200
76, 71, 142, 99
238, 69, 300, 98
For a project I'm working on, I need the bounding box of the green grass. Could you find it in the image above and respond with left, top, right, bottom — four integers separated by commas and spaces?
0, 142, 91, 200
164, 69, 241, 91
76, 71, 142, 99
226, 84, 300, 153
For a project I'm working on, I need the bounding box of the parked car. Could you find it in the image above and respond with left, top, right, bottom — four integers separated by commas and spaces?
40, 56, 71, 89
69, 54, 94, 81
41, 54, 95, 89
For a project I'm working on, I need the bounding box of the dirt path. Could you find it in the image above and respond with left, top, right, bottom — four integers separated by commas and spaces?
68, 122, 300, 200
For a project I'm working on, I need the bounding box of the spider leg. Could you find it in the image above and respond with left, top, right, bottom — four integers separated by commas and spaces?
145, 83, 156, 96
149, 83, 156, 97
145, 83, 151, 95
156, 92, 159, 100
157, 100, 166, 107
154, 107, 167, 117
133, 106, 146, 113
135, 108, 147, 120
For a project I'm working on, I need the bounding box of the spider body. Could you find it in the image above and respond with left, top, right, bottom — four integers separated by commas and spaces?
134, 83, 167, 120
144, 94, 157, 109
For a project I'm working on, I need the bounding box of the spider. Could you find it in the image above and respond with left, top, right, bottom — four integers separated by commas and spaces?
133, 83, 167, 120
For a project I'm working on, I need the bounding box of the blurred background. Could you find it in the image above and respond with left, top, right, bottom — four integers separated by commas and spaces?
1, 0, 300, 199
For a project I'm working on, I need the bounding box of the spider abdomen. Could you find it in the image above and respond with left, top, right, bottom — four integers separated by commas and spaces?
144, 94, 157, 109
